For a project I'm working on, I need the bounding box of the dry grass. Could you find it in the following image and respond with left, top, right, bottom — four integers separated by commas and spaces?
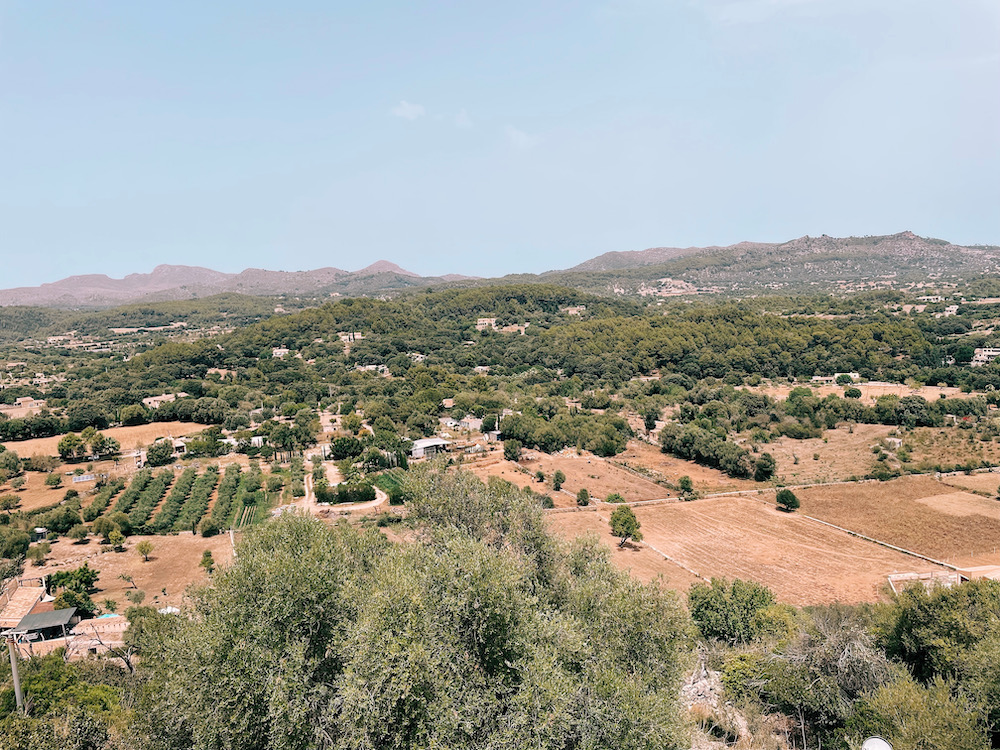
940, 472, 1000, 496
548, 497, 937, 605
546, 510, 703, 593
2, 421, 210, 458
462, 445, 668, 507
903, 427, 1000, 470
30, 531, 235, 612
797, 475, 1000, 562
614, 440, 758, 494
746, 382, 973, 402
761, 424, 893, 484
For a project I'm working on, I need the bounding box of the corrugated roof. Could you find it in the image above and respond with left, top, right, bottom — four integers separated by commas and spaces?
412, 437, 450, 449
11, 607, 77, 633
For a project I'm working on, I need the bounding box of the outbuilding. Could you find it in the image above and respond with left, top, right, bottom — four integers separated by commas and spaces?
409, 437, 450, 459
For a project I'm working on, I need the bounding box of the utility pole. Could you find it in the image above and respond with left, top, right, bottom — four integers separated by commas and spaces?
6, 635, 24, 712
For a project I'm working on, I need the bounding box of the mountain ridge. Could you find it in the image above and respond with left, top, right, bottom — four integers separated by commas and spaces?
4, 232, 999, 307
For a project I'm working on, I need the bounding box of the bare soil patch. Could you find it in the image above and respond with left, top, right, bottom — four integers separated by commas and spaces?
2, 421, 210, 458
546, 510, 702, 593
797, 475, 1000, 561
30, 531, 235, 612
615, 440, 757, 494
762, 424, 893, 484
549, 497, 936, 605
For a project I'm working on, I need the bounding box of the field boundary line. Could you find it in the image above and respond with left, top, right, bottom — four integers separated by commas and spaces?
798, 514, 958, 571
545, 505, 600, 515
639, 540, 709, 582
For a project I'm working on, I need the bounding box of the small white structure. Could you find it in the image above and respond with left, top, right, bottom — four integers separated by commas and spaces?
142, 393, 189, 409
971, 348, 1000, 367
460, 416, 483, 432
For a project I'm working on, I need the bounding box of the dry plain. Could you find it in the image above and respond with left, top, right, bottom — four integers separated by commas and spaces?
547, 497, 939, 605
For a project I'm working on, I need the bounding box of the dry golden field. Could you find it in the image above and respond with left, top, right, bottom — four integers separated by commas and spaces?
940, 472, 1000, 496
28, 531, 235, 612
762, 423, 894, 484
2, 421, 210, 458
797, 475, 1000, 562
547, 497, 938, 605
614, 440, 758, 494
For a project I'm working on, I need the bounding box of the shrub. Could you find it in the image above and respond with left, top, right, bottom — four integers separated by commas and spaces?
552, 470, 565, 491
503, 439, 522, 462
605, 492, 625, 503
576, 488, 590, 507
27, 542, 51, 566
199, 518, 220, 537
0, 494, 19, 511
67, 524, 89, 543
776, 488, 800, 512
688, 578, 777, 645
753, 453, 776, 482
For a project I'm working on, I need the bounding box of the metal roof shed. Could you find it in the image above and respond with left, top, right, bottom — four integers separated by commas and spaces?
7, 607, 78, 641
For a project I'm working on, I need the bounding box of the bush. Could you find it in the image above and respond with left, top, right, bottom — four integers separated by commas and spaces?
776, 488, 800, 512
753, 452, 776, 482
0, 494, 19, 511
605, 492, 625, 503
552, 470, 565, 491
199, 518, 220, 537
67, 524, 89, 543
576, 488, 590, 507
688, 578, 777, 645
146, 440, 175, 467
27, 542, 51, 566
53, 588, 97, 615
503, 439, 522, 462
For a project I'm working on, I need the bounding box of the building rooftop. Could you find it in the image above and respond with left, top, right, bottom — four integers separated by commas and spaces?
9, 607, 77, 634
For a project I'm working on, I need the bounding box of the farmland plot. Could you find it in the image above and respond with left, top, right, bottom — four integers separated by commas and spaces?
549, 497, 939, 605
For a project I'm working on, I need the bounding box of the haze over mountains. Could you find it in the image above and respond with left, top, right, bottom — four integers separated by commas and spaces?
3, 231, 999, 307
0, 260, 471, 308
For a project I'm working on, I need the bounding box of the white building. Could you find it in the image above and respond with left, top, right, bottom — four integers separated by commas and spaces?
409, 437, 450, 459
971, 348, 1000, 367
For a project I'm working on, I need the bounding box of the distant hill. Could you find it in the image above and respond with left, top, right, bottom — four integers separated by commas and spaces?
550, 232, 1000, 294
569, 241, 772, 272
3, 231, 999, 307
0, 262, 465, 308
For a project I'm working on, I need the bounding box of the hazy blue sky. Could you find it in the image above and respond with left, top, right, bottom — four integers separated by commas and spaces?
2, 1, 998, 286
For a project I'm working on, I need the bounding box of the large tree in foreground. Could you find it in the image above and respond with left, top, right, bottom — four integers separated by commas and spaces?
131, 468, 692, 750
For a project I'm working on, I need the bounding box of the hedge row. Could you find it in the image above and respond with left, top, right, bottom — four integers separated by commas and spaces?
209, 465, 243, 527
81, 479, 126, 522
150, 467, 197, 532
173, 467, 219, 532
111, 469, 153, 515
